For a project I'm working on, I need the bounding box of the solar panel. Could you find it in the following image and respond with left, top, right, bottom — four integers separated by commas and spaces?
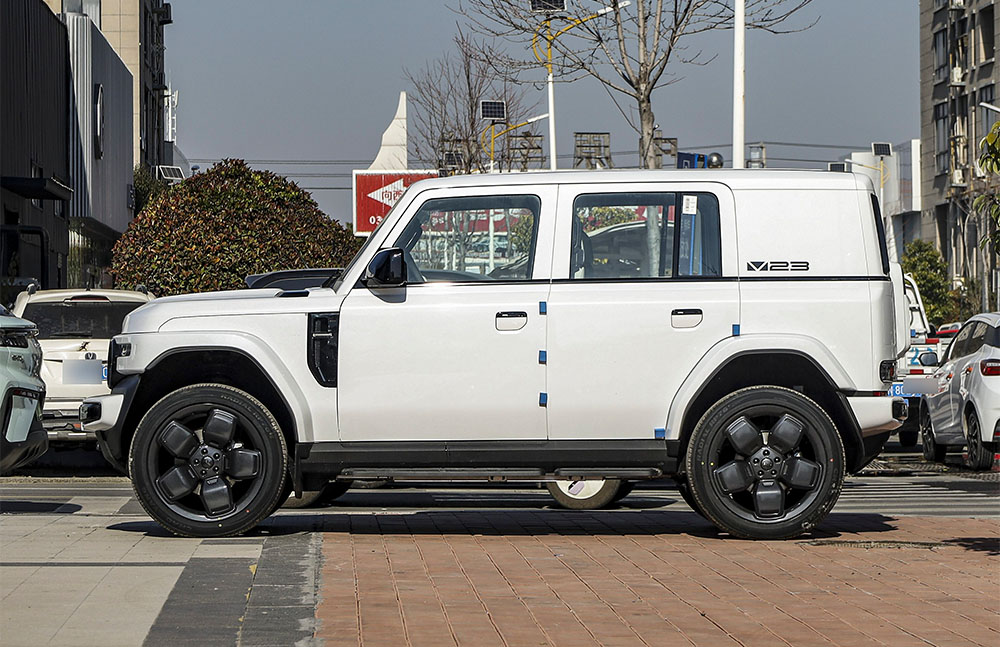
480, 100, 507, 122
828, 162, 848, 172
531, 0, 566, 11
871, 142, 892, 157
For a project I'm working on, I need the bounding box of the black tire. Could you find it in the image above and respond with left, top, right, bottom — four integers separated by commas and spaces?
897, 430, 918, 447
965, 411, 995, 471
611, 481, 635, 503
920, 405, 947, 463
547, 479, 621, 510
685, 386, 845, 540
129, 383, 288, 538
282, 481, 351, 509
674, 478, 706, 518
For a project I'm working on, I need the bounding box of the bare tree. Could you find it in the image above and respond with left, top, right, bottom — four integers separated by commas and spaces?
457, 0, 815, 168
406, 30, 541, 175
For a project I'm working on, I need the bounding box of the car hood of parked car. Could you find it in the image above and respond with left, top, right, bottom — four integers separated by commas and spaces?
122, 288, 345, 334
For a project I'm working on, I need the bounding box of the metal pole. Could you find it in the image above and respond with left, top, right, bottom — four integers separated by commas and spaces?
732, 0, 745, 169
548, 65, 557, 170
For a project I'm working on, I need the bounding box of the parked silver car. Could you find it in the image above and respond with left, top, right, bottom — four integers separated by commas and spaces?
919, 312, 1000, 469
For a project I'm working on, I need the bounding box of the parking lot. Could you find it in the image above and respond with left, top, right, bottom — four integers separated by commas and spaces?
1, 444, 998, 647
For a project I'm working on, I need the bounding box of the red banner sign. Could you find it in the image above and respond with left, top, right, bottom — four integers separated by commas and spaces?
353, 170, 438, 236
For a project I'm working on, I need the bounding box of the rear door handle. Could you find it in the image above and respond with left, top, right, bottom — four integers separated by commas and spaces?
496, 311, 527, 332
671, 308, 703, 329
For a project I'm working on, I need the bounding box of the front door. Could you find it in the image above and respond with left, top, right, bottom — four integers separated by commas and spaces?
544, 183, 740, 441
337, 187, 556, 442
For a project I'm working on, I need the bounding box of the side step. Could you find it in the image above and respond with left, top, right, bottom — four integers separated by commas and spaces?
336, 467, 662, 482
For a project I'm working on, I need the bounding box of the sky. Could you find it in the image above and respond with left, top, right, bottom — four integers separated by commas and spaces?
164, 0, 920, 225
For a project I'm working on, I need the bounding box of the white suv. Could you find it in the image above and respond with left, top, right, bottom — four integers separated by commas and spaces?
12, 288, 154, 443
82, 170, 908, 539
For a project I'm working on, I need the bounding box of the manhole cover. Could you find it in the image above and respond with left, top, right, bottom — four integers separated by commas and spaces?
801, 540, 946, 549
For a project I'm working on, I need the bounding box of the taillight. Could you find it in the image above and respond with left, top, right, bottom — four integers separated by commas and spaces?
910, 368, 924, 375
981, 360, 1000, 376
925, 338, 940, 344
879, 360, 896, 382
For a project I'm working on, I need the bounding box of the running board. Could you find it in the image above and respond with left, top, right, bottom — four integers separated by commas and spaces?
336, 467, 663, 482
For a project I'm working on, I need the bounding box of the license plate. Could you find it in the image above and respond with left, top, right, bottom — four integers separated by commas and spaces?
889, 382, 916, 398
62, 359, 105, 385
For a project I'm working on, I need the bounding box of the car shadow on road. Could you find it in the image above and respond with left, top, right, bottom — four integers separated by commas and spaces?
107, 509, 903, 542
0, 500, 81, 514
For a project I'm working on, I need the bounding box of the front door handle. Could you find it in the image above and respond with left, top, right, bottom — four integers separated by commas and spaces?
496, 311, 527, 332
671, 308, 703, 329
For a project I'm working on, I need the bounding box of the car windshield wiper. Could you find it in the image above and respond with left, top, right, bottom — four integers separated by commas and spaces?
49, 331, 93, 338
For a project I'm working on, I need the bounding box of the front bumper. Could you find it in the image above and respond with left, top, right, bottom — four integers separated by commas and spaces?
1, 388, 48, 474
80, 375, 139, 474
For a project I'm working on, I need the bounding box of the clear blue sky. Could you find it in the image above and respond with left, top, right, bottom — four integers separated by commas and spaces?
165, 1, 919, 224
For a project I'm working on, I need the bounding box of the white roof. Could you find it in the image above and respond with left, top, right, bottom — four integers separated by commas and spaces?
406, 168, 868, 193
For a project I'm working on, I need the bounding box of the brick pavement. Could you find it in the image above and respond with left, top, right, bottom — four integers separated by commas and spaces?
315, 511, 1000, 647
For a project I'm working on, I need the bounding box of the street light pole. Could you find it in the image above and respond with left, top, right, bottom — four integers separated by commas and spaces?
732, 0, 745, 169
532, 2, 630, 171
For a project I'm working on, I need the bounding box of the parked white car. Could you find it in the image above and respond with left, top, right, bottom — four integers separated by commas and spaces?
12, 288, 154, 444
918, 312, 1000, 469
82, 169, 907, 540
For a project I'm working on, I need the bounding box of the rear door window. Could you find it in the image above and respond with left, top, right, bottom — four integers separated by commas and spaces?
569, 192, 721, 280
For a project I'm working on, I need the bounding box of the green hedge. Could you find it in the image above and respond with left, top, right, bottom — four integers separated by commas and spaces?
113, 159, 361, 296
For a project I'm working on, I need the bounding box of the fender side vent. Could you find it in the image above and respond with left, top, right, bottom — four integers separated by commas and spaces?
308, 313, 339, 387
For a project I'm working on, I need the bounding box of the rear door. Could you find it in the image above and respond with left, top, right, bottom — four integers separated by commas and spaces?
544, 182, 739, 441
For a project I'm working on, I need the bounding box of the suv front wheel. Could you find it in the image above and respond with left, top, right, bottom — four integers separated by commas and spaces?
129, 383, 288, 537
685, 386, 844, 540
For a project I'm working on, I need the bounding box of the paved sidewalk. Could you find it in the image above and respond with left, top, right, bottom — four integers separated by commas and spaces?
1, 480, 997, 646
316, 511, 1000, 647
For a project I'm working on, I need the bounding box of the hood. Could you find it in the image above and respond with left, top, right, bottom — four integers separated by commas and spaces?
122, 288, 338, 333
0, 312, 37, 331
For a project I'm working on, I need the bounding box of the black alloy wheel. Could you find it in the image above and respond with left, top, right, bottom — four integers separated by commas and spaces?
130, 384, 287, 537
686, 386, 844, 540
920, 405, 947, 463
965, 412, 995, 471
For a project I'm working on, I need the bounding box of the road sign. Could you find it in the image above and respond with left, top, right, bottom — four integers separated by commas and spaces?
677, 152, 708, 168
353, 170, 438, 236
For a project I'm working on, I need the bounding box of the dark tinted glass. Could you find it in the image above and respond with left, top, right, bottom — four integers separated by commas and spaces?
21, 301, 144, 339
986, 324, 1000, 348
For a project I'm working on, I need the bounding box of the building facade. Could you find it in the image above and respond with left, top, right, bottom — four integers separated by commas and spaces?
919, 0, 999, 310
1, 0, 73, 299
63, 11, 134, 287
45, 0, 172, 170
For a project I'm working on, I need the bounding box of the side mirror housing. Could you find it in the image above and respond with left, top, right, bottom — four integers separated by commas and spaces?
363, 248, 406, 288
918, 351, 939, 367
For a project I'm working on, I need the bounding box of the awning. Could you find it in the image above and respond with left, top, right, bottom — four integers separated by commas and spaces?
1, 176, 73, 201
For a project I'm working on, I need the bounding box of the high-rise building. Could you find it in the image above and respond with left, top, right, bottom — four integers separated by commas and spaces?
919, 0, 998, 309
45, 0, 172, 170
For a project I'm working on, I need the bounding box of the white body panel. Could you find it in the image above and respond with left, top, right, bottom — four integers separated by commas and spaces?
85, 170, 904, 451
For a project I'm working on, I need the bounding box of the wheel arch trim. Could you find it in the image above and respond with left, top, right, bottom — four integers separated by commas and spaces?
665, 334, 857, 442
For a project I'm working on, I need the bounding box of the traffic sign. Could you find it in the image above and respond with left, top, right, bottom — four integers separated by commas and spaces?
353, 170, 438, 236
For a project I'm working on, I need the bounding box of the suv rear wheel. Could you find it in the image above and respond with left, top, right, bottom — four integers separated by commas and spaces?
129, 383, 288, 537
685, 386, 844, 540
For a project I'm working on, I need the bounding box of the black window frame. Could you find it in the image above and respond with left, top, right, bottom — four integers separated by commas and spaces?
568, 191, 723, 281
394, 193, 543, 284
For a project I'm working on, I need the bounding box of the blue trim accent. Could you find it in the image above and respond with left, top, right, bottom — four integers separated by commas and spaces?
654, 428, 666, 439
539, 301, 547, 314
539, 392, 547, 406
538, 350, 547, 364
732, 324, 740, 336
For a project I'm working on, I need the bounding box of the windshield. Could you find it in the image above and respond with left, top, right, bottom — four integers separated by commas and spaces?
21, 301, 145, 339
0, 304, 13, 317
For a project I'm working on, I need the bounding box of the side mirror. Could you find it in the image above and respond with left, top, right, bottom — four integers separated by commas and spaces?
363, 248, 406, 288
919, 351, 939, 367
